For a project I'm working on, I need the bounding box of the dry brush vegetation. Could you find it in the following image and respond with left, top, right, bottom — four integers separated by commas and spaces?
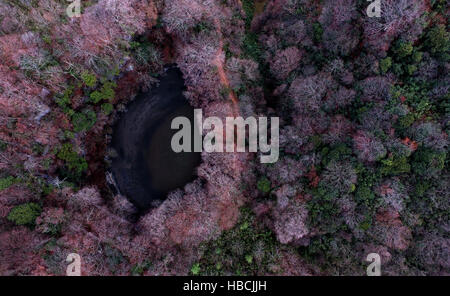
0, 0, 449, 275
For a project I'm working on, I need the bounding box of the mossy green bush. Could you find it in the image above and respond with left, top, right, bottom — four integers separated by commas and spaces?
190, 263, 201, 275
81, 71, 97, 87
57, 143, 88, 178
89, 91, 103, 104
380, 57, 392, 74
320, 143, 352, 166
380, 155, 411, 176
131, 41, 163, 70
354, 164, 381, 207
90, 81, 116, 103
101, 103, 114, 115
0, 140, 7, 151
55, 87, 73, 108
242, 32, 262, 63
0, 176, 18, 191
412, 51, 423, 63
397, 113, 415, 129
7, 203, 41, 226
242, 0, 255, 28
412, 148, 446, 178
313, 22, 323, 43
257, 177, 271, 194
394, 41, 413, 59
426, 24, 449, 56
32, 142, 44, 155
130, 261, 151, 276
71, 109, 97, 132
391, 82, 432, 119
406, 64, 417, 75
193, 21, 213, 34
392, 63, 404, 76
194, 208, 278, 275
307, 188, 342, 233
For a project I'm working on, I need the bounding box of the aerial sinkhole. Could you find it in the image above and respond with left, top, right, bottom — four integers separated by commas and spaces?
110, 66, 201, 210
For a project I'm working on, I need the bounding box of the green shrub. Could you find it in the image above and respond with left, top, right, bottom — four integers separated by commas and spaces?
242, 0, 255, 28
426, 24, 449, 55
242, 33, 261, 62
194, 208, 278, 275
431, 0, 447, 12
131, 41, 163, 71
313, 22, 323, 43
257, 177, 271, 194
412, 148, 446, 178
299, 235, 334, 261
103, 244, 126, 273
55, 87, 73, 108
57, 143, 88, 178
380, 57, 392, 74
380, 155, 411, 176
19, 53, 58, 80
354, 164, 381, 210
41, 34, 51, 45
101, 81, 116, 100
413, 181, 431, 198
355, 185, 375, 204
359, 220, 372, 231
64, 130, 75, 139
307, 188, 341, 233
89, 91, 102, 103
0, 140, 7, 151
394, 41, 413, 59
310, 134, 322, 149
131, 261, 151, 276
412, 51, 423, 63
7, 203, 41, 226
392, 63, 404, 76
397, 113, 415, 129
64, 107, 75, 117
391, 82, 432, 118
71, 109, 97, 132
90, 81, 116, 103
101, 103, 114, 115
129, 41, 140, 50
191, 263, 201, 275
32, 142, 44, 155
406, 64, 417, 75
0, 176, 18, 191
245, 254, 253, 264
193, 21, 212, 34
321, 143, 352, 166
41, 158, 53, 171
81, 71, 97, 87
220, 86, 231, 99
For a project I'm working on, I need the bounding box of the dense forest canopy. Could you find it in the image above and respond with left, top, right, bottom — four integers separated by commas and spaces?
0, 0, 448, 275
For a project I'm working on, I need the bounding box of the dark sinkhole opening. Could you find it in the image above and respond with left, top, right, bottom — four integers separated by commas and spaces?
110, 66, 201, 210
